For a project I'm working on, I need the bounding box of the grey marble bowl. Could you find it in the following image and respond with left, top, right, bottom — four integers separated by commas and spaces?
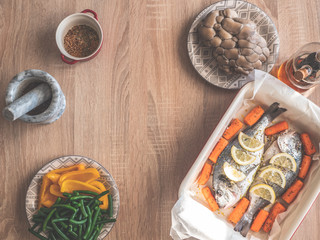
5, 69, 66, 124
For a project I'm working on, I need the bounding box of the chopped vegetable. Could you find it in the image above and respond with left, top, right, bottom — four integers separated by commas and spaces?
50, 184, 64, 198
46, 172, 61, 184
301, 133, 316, 155
208, 137, 229, 163
61, 179, 102, 194
38, 165, 107, 209
282, 179, 304, 204
50, 164, 86, 174
250, 209, 269, 232
244, 106, 265, 126
228, 197, 250, 224
58, 168, 100, 186
298, 155, 312, 179
262, 202, 286, 233
38, 175, 52, 209
202, 187, 219, 212
265, 121, 289, 136
197, 162, 212, 185
222, 118, 244, 140
28, 191, 114, 240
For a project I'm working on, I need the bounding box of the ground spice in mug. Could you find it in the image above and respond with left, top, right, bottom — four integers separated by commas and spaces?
64, 25, 99, 58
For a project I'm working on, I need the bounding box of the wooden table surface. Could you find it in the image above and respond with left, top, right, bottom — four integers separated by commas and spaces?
0, 0, 319, 239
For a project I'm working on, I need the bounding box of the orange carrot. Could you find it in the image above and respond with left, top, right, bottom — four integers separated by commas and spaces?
262, 202, 286, 233
228, 197, 250, 224
265, 121, 289, 136
250, 209, 269, 232
244, 106, 265, 126
282, 179, 304, 204
301, 133, 316, 155
208, 137, 228, 163
198, 162, 213, 185
222, 118, 244, 140
202, 187, 219, 212
298, 155, 312, 179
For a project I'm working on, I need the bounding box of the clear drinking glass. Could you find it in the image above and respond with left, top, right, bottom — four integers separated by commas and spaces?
284, 42, 320, 89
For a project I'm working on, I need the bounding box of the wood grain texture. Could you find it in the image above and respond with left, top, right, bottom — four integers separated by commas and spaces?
0, 0, 319, 239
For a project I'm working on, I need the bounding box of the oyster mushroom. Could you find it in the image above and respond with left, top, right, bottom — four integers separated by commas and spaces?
198, 8, 270, 75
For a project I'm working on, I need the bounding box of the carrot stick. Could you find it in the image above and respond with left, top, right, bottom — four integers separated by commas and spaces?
282, 179, 304, 204
222, 119, 244, 140
198, 162, 213, 185
262, 202, 286, 233
208, 137, 228, 163
298, 155, 312, 179
228, 197, 250, 224
301, 133, 316, 155
202, 187, 219, 212
265, 121, 289, 136
250, 209, 269, 232
244, 106, 265, 126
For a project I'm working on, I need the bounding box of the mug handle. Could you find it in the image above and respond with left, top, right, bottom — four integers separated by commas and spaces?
61, 54, 79, 64
81, 9, 98, 20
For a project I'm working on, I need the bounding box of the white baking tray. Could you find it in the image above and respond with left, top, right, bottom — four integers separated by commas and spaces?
175, 70, 320, 240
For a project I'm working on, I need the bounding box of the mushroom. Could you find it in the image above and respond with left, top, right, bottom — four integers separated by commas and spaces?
198, 8, 270, 75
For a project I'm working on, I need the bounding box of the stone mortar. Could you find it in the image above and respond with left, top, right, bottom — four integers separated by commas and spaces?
5, 69, 66, 124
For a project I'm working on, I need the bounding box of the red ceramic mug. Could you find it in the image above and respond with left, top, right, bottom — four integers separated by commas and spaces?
55, 9, 103, 64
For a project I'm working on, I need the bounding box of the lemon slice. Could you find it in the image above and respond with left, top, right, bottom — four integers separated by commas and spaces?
250, 184, 276, 204
238, 132, 264, 152
223, 162, 246, 182
231, 145, 256, 165
269, 153, 297, 172
258, 166, 286, 188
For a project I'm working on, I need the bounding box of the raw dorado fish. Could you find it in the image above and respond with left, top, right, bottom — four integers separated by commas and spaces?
234, 130, 302, 236
213, 102, 286, 209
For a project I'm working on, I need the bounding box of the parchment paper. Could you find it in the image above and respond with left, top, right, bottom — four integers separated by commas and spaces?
170, 70, 320, 240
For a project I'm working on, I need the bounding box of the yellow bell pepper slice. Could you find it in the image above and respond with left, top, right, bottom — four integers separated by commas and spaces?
88, 180, 109, 209
38, 175, 52, 209
50, 184, 65, 198
50, 163, 85, 174
46, 172, 61, 184
60, 180, 102, 194
58, 168, 100, 186
42, 192, 57, 208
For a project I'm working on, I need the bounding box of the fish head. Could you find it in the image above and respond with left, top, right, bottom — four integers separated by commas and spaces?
214, 177, 241, 209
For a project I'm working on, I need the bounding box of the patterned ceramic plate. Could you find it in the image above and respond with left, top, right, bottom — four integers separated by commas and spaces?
25, 155, 120, 240
187, 0, 280, 89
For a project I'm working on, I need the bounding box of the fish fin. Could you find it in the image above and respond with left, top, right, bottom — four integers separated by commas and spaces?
265, 102, 287, 120
234, 213, 253, 237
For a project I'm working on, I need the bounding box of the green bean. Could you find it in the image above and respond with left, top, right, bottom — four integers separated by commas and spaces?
49, 231, 57, 240
52, 218, 69, 223
28, 228, 48, 240
68, 229, 78, 238
89, 206, 101, 237
88, 190, 109, 207
80, 199, 88, 218
71, 201, 81, 207
54, 211, 68, 229
78, 224, 83, 239
62, 193, 72, 198
74, 190, 99, 196
70, 208, 79, 220
69, 218, 88, 225
43, 208, 56, 231
53, 204, 77, 212
52, 222, 70, 240
93, 224, 103, 240
70, 195, 94, 201
96, 218, 116, 224
55, 197, 62, 204
108, 194, 113, 217
83, 206, 92, 239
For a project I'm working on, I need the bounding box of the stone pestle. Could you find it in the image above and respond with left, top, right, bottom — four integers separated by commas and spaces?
3, 83, 52, 121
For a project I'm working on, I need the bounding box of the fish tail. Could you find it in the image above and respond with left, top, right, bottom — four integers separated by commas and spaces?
265, 102, 287, 120
234, 213, 253, 237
